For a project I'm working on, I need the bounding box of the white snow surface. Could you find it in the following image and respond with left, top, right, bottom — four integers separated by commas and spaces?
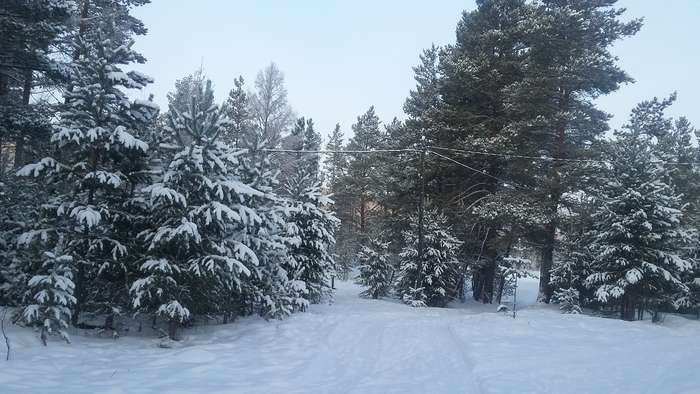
2, 277, 700, 394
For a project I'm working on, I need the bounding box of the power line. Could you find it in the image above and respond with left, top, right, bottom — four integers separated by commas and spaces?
427, 150, 529, 191
257, 147, 528, 190
261, 146, 700, 166
428, 146, 700, 166
260, 148, 418, 155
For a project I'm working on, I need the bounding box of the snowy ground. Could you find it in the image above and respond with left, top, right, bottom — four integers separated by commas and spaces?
1, 277, 699, 394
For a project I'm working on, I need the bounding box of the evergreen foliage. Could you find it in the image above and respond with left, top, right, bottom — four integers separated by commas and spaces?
131, 95, 262, 338
284, 173, 338, 304
585, 97, 694, 320
356, 237, 393, 299
397, 208, 463, 308
16, 20, 157, 332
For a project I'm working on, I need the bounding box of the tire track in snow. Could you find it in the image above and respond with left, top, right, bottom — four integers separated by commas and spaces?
446, 322, 486, 394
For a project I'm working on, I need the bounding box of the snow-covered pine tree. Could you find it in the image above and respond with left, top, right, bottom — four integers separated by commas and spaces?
345, 107, 385, 236
324, 124, 356, 279
131, 95, 262, 339
166, 69, 215, 116
585, 98, 694, 321
236, 136, 307, 319
279, 117, 319, 182
656, 112, 700, 314
22, 248, 75, 345
0, 177, 45, 306
356, 237, 392, 299
221, 76, 251, 148
284, 173, 339, 305
324, 124, 347, 193
279, 115, 339, 305
552, 288, 582, 315
396, 207, 463, 308
16, 21, 158, 329
0, 0, 72, 167
550, 190, 600, 308
506, 0, 641, 303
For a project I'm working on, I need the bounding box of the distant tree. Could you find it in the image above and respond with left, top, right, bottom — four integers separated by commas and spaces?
222, 76, 252, 148
324, 124, 346, 191
324, 124, 355, 277
166, 69, 215, 116
250, 62, 293, 148
280, 117, 322, 182
345, 107, 385, 235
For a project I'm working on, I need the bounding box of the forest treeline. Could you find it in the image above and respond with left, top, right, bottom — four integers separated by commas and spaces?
0, 0, 337, 342
1, 0, 699, 346
330, 0, 699, 320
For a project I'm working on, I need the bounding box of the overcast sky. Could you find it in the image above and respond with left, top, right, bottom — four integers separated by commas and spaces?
131, 0, 700, 143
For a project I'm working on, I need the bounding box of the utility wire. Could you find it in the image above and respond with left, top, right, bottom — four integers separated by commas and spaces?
428, 146, 700, 166
261, 146, 700, 166
258, 147, 529, 190
427, 150, 529, 191
260, 148, 419, 155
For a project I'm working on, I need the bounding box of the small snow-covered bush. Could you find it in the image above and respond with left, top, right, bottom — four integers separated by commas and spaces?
23, 252, 76, 345
552, 287, 582, 314
402, 286, 427, 308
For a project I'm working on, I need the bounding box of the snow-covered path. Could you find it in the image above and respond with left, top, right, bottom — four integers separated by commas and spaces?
2, 279, 700, 394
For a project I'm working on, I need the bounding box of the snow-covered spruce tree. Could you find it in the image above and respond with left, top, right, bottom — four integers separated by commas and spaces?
234, 135, 308, 319
551, 233, 596, 308
284, 173, 339, 305
22, 248, 76, 345
0, 176, 45, 306
131, 96, 263, 340
656, 113, 700, 314
16, 22, 157, 329
396, 208, 463, 308
552, 288, 582, 315
221, 76, 251, 148
356, 237, 393, 299
324, 124, 356, 280
585, 98, 694, 321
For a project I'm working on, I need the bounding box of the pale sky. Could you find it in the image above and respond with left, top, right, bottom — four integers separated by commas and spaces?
131, 1, 700, 143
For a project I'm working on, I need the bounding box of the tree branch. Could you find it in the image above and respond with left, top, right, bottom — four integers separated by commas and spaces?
1, 307, 10, 361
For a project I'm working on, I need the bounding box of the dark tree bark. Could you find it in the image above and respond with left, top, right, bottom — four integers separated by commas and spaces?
621, 292, 637, 321
13, 68, 32, 167
538, 221, 556, 303
168, 319, 179, 340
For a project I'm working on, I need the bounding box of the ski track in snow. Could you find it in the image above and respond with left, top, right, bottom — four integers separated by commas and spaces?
1, 277, 700, 394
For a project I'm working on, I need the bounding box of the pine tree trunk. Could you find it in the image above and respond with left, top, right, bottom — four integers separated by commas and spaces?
359, 197, 366, 233
13, 69, 32, 167
621, 292, 637, 321
480, 260, 496, 304
538, 221, 556, 303
0, 72, 7, 178
71, 262, 85, 327
496, 275, 506, 305
168, 318, 179, 340
472, 229, 498, 303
